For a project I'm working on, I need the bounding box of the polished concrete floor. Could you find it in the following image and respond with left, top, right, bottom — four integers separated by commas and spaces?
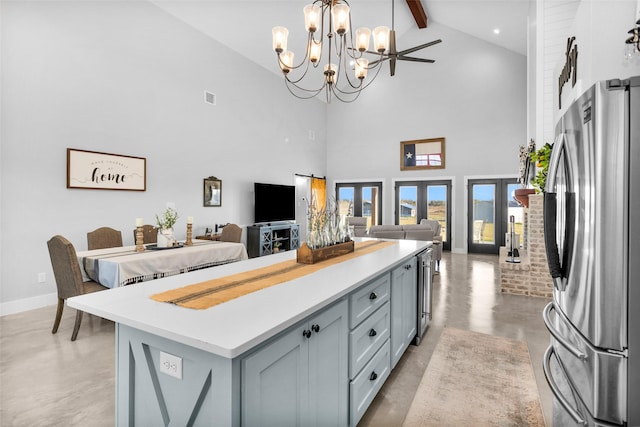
0, 252, 552, 426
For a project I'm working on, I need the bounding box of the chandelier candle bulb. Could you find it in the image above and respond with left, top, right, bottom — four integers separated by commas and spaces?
331, 4, 350, 34
272, 26, 288, 53
373, 26, 390, 52
309, 40, 322, 63
280, 51, 294, 73
304, 4, 320, 33
355, 58, 368, 79
324, 63, 337, 84
356, 27, 371, 51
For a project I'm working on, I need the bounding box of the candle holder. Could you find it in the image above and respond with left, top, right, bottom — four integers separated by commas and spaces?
186, 223, 193, 246
135, 226, 145, 252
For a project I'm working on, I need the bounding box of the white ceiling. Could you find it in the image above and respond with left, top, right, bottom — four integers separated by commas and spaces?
152, 0, 529, 75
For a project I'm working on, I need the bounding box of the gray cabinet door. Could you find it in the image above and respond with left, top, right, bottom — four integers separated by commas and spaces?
390, 258, 417, 368
242, 299, 348, 426
242, 324, 309, 426
307, 300, 349, 426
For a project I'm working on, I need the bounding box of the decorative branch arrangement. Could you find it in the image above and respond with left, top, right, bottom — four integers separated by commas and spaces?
306, 195, 351, 250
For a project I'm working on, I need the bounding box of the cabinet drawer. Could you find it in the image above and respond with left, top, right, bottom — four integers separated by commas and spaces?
349, 273, 390, 328
349, 339, 391, 427
349, 302, 390, 378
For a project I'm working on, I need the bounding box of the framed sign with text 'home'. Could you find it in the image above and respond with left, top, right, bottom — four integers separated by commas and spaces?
67, 148, 146, 191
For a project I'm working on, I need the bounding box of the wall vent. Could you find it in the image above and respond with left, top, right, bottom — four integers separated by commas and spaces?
204, 91, 216, 106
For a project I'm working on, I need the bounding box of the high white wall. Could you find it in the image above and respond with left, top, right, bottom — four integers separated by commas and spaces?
0, 1, 326, 312
555, 0, 640, 121
326, 22, 528, 252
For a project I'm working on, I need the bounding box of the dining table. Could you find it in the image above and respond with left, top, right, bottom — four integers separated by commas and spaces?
76, 240, 248, 288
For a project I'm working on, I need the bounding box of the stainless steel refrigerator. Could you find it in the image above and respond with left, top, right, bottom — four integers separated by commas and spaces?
542, 76, 639, 426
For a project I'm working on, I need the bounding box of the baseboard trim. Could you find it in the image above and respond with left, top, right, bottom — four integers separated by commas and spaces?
0, 293, 58, 316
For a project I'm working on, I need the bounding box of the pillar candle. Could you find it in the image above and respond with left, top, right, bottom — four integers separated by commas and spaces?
187, 216, 193, 224
136, 218, 143, 227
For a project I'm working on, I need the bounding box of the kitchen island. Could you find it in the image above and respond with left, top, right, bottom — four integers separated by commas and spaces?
69, 238, 430, 426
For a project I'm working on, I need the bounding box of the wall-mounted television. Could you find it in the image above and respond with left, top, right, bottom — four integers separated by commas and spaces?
254, 182, 296, 224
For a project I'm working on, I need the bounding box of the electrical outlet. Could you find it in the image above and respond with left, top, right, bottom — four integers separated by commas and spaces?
37, 272, 46, 283
159, 351, 182, 379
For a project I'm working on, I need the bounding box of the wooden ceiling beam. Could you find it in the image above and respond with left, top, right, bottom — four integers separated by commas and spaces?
406, 0, 428, 29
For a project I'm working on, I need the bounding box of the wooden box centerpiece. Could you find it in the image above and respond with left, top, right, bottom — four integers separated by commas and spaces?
299, 195, 354, 264
296, 240, 354, 264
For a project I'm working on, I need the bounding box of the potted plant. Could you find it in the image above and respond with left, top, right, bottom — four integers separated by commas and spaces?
530, 142, 553, 193
155, 207, 179, 247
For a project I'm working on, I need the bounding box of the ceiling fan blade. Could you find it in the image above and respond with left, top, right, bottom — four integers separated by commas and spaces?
347, 47, 385, 56
368, 57, 390, 67
397, 56, 435, 63
390, 57, 397, 76
397, 39, 442, 56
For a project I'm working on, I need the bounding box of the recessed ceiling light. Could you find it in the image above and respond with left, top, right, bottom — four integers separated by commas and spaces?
493, 28, 501, 35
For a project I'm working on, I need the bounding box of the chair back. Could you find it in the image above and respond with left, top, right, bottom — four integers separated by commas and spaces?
47, 235, 84, 300
405, 229, 435, 241
132, 224, 157, 244
420, 219, 442, 236
220, 224, 242, 243
87, 227, 123, 250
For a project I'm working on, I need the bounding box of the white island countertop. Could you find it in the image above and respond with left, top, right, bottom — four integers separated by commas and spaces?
68, 238, 430, 359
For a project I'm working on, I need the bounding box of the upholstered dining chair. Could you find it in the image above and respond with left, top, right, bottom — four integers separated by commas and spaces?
132, 224, 157, 244
220, 223, 242, 243
47, 235, 108, 341
87, 226, 123, 250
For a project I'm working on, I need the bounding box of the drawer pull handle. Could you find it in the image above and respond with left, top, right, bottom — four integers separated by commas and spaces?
369, 292, 378, 300
311, 324, 320, 333
302, 329, 311, 339
369, 371, 378, 381
368, 328, 377, 337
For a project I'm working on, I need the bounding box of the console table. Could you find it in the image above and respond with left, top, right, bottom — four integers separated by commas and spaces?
247, 222, 300, 258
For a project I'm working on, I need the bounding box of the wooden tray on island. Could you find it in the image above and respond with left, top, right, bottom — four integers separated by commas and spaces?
296, 240, 354, 264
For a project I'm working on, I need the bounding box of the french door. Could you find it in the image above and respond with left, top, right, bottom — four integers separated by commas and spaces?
335, 182, 382, 227
467, 178, 521, 254
394, 180, 451, 251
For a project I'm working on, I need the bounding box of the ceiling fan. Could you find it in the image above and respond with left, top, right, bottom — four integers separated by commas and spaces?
369, 0, 442, 76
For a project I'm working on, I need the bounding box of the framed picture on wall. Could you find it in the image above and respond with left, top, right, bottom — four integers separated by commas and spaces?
67, 148, 146, 191
400, 137, 446, 171
203, 177, 222, 207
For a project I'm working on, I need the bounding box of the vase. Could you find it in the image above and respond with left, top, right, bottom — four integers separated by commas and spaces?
513, 188, 536, 208
157, 228, 175, 248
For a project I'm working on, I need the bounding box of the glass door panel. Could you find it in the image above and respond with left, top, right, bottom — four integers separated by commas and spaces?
426, 185, 447, 244
472, 184, 496, 245
362, 186, 380, 228
506, 183, 524, 248
338, 187, 354, 217
398, 186, 418, 225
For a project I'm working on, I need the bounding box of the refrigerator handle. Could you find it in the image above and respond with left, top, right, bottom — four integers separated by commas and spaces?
543, 345, 588, 426
543, 133, 574, 291
542, 302, 587, 360
545, 133, 565, 192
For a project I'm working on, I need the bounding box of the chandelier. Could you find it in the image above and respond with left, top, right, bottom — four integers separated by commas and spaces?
272, 0, 390, 103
